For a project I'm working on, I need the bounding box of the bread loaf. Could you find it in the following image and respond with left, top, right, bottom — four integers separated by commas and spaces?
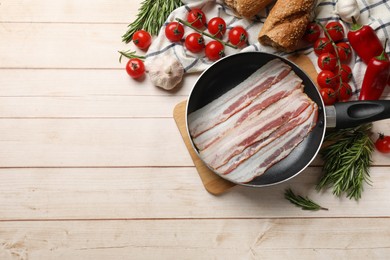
224, 0, 275, 18
258, 0, 316, 52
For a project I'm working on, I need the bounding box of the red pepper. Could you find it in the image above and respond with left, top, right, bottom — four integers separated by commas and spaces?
388, 74, 390, 86
347, 17, 386, 64
359, 39, 390, 100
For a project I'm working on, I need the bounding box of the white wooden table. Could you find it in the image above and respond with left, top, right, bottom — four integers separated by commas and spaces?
1, 1, 390, 259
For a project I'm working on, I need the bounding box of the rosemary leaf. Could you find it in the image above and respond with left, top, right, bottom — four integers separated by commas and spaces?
122, 0, 183, 43
316, 124, 374, 200
284, 188, 328, 211
118, 50, 145, 63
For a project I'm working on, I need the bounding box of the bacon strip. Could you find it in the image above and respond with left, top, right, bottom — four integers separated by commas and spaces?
222, 107, 318, 183
216, 103, 317, 175
192, 71, 303, 151
200, 90, 312, 170
188, 59, 291, 138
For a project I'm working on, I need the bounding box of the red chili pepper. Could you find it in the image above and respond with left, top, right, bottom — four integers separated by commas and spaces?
347, 17, 386, 64
359, 39, 390, 100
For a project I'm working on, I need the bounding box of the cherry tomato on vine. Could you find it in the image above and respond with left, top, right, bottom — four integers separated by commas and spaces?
375, 134, 390, 153
132, 30, 152, 50
320, 88, 337, 105
205, 40, 225, 61
208, 17, 227, 39
336, 42, 352, 61
125, 58, 145, 79
187, 8, 207, 29
185, 33, 205, 53
165, 22, 185, 42
325, 21, 344, 42
303, 22, 321, 43
335, 64, 352, 82
228, 26, 248, 48
317, 70, 337, 89
337, 82, 353, 101
317, 52, 337, 71
314, 37, 334, 56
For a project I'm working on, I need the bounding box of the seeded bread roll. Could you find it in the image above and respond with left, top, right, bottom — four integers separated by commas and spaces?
224, 0, 275, 18
258, 0, 316, 52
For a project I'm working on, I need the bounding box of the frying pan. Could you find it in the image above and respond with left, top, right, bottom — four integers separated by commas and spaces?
186, 52, 390, 187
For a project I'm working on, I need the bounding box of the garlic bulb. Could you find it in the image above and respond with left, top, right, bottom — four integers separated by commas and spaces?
335, 0, 360, 23
148, 55, 184, 90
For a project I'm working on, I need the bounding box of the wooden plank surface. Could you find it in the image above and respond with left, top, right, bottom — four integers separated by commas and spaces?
0, 96, 187, 118
0, 0, 141, 23
0, 70, 196, 96
1, 0, 390, 258
0, 23, 128, 69
0, 167, 390, 220
1, 219, 389, 259
0, 119, 192, 167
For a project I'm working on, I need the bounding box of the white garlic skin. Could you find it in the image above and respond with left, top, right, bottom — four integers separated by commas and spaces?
335, 0, 360, 23
148, 55, 184, 90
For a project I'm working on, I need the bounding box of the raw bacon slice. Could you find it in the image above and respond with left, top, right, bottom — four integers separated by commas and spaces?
200, 90, 312, 170
188, 59, 291, 138
223, 107, 318, 183
192, 70, 303, 151
216, 103, 317, 175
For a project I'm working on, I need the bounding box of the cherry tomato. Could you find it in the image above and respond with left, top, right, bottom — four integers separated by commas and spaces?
185, 33, 205, 53
208, 17, 227, 39
320, 88, 337, 105
337, 82, 353, 101
303, 22, 321, 43
334, 64, 352, 82
228, 26, 248, 48
317, 52, 337, 71
165, 22, 185, 42
335, 42, 352, 61
325, 21, 344, 42
132, 30, 152, 50
375, 134, 390, 153
314, 37, 334, 56
317, 70, 337, 89
205, 40, 225, 61
187, 8, 206, 29
125, 58, 145, 79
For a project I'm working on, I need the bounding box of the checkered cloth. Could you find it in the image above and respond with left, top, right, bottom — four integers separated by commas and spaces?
144, 0, 390, 98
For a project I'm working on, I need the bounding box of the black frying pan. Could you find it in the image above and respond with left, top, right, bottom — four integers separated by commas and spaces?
186, 52, 390, 187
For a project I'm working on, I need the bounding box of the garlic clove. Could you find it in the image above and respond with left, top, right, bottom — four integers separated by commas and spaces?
335, 0, 360, 23
148, 54, 184, 90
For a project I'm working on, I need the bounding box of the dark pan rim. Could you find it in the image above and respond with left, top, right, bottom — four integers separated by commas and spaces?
185, 52, 326, 187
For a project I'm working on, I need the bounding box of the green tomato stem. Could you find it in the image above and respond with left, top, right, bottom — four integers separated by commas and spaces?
175, 18, 238, 49
315, 20, 343, 91
377, 38, 388, 61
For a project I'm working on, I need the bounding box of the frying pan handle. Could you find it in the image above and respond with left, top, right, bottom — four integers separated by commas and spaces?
328, 100, 390, 129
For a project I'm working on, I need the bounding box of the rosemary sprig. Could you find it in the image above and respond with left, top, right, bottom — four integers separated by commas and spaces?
284, 188, 328, 211
122, 0, 183, 43
316, 124, 374, 200
118, 50, 145, 63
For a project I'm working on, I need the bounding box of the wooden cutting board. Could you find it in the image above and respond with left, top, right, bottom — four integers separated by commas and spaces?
173, 54, 318, 195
